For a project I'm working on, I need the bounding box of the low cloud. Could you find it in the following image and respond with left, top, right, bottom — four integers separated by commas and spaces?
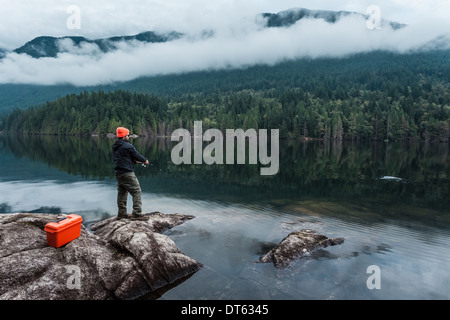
0, 11, 449, 86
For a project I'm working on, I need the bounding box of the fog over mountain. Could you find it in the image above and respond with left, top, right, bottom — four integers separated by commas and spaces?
0, 48, 7, 59
0, 7, 449, 86
12, 31, 183, 59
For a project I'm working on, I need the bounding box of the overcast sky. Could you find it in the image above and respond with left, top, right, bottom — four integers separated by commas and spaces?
0, 0, 449, 86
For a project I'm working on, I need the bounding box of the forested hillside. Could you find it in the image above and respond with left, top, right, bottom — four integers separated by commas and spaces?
1, 50, 449, 142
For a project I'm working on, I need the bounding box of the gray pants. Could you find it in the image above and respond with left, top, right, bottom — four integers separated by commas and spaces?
116, 172, 142, 217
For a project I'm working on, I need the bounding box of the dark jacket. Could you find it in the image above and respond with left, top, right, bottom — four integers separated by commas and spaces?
112, 139, 147, 175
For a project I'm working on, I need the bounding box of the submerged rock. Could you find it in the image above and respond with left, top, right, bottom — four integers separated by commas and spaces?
0, 212, 202, 300
259, 229, 344, 269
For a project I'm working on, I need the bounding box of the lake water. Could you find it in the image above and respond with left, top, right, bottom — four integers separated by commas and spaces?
1, 134, 449, 300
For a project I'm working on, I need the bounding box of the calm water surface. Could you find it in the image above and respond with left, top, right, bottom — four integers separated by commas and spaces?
0, 135, 449, 299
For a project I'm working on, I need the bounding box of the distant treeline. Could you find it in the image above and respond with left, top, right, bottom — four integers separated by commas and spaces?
1, 50, 449, 142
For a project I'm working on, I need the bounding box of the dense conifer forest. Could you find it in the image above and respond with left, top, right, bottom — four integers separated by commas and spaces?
1, 50, 449, 141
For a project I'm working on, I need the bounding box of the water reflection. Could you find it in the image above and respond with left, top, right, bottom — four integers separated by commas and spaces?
1, 134, 448, 213
0, 134, 449, 299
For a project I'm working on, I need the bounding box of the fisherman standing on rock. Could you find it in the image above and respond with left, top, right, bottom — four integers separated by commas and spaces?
112, 127, 149, 221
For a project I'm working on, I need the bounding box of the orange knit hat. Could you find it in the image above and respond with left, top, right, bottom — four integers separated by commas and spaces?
116, 127, 130, 138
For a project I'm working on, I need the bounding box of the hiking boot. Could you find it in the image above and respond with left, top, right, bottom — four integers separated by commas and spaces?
117, 214, 131, 220
130, 214, 149, 221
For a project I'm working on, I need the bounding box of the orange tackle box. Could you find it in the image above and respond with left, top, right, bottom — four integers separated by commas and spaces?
44, 214, 83, 248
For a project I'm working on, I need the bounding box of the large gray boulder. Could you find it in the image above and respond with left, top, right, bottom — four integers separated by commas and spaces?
0, 212, 202, 300
259, 229, 344, 269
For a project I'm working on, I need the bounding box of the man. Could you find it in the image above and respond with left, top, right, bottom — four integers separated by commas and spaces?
112, 127, 149, 221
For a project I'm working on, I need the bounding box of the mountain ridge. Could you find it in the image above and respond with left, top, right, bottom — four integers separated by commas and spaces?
11, 31, 183, 59
2, 7, 407, 59
0, 7, 448, 115
262, 7, 406, 29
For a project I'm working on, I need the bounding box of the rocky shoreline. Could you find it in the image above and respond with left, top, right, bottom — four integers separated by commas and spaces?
0, 212, 202, 300
0, 212, 345, 300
